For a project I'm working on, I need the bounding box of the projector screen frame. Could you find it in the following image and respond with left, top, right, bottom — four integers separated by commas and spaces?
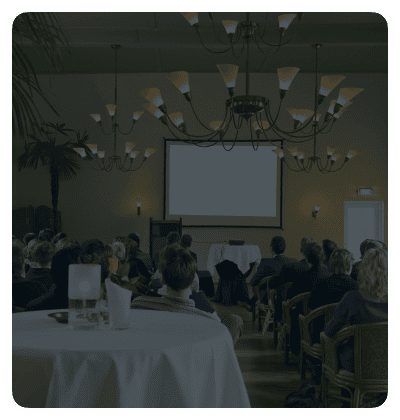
163, 138, 283, 229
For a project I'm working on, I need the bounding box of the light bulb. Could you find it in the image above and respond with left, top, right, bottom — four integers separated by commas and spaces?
90, 114, 101, 122
169, 112, 184, 127
222, 20, 238, 34
97, 151, 105, 159
106, 104, 116, 117
278, 68, 300, 91
140, 88, 164, 108
319, 75, 346, 97
180, 12, 199, 26
166, 71, 190, 94
217, 64, 239, 88
346, 150, 357, 159
278, 14, 296, 30
133, 111, 144, 121
125, 142, 135, 154
130, 151, 138, 159
287, 146, 297, 156
143, 102, 164, 119
337, 88, 364, 107
327, 146, 335, 156
86, 144, 97, 154
72, 148, 86, 158
295, 109, 313, 123
273, 148, 284, 159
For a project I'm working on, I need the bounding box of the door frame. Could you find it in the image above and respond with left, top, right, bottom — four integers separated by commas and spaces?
344, 201, 385, 251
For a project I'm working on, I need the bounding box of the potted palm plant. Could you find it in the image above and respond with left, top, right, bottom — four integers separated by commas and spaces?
17, 122, 93, 232
13, 12, 71, 144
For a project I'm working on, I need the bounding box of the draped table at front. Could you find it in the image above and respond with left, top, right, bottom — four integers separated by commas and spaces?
12, 310, 250, 408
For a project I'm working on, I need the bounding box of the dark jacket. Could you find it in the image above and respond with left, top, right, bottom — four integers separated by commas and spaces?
308, 273, 359, 311
287, 263, 331, 300
128, 258, 153, 284
350, 260, 362, 281
189, 250, 197, 263
12, 279, 49, 308
135, 250, 153, 271
25, 268, 53, 291
25, 284, 69, 311
268, 258, 310, 291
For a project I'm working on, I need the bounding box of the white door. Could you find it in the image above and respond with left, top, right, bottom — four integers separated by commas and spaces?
344, 201, 385, 261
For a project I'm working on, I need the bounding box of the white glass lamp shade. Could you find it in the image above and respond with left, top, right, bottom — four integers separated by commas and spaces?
346, 149, 357, 159
90, 114, 101, 122
136, 202, 141, 207
278, 67, 300, 90
86, 144, 97, 154
327, 146, 335, 156
252, 120, 269, 131
295, 109, 313, 123
287, 108, 298, 119
166, 71, 190, 94
169, 112, 184, 127
331, 153, 340, 161
130, 150, 138, 159
335, 101, 352, 118
315, 205, 321, 212
337, 88, 364, 107
68, 264, 101, 300
319, 75, 346, 97
144, 148, 156, 158
73, 147, 86, 158
327, 100, 337, 115
143, 102, 165, 119
287, 146, 297, 156
125, 142, 135, 154
297, 151, 305, 160
278, 13, 297, 30
313, 114, 321, 122
273, 148, 284, 158
180, 12, 199, 26
97, 151, 105, 159
217, 64, 239, 88
106, 104, 116, 116
140, 88, 164, 107
133, 111, 144, 121
222, 20, 238, 34
210, 120, 223, 131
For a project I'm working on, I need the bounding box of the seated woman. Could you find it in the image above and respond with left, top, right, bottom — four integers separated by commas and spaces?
25, 245, 83, 311
38, 228, 55, 243
22, 233, 37, 276
13, 241, 55, 310
81, 239, 109, 283
131, 245, 244, 345
12, 246, 25, 284
323, 247, 388, 406
123, 238, 154, 286
213, 247, 249, 307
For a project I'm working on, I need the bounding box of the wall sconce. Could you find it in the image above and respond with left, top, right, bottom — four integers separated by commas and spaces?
137, 202, 141, 216
358, 188, 373, 196
312, 205, 321, 219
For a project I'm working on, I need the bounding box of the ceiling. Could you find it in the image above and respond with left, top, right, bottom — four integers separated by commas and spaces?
19, 12, 388, 75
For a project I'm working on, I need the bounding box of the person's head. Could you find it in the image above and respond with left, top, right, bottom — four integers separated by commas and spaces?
23, 232, 37, 247
322, 239, 338, 261
51, 245, 83, 288
159, 246, 197, 292
329, 249, 355, 275
166, 231, 181, 246
12, 238, 25, 252
359, 239, 384, 259
38, 229, 55, 243
128, 233, 140, 248
111, 241, 126, 261
81, 239, 105, 263
181, 234, 193, 250
358, 248, 388, 302
122, 238, 139, 262
270, 236, 286, 255
104, 244, 113, 259
12, 246, 24, 276
113, 236, 125, 244
53, 232, 67, 245
29, 241, 54, 267
304, 243, 324, 267
300, 237, 315, 256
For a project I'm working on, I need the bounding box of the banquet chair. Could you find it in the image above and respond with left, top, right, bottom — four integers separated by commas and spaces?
280, 292, 311, 364
298, 303, 339, 380
253, 276, 273, 334
320, 322, 388, 408
270, 282, 293, 347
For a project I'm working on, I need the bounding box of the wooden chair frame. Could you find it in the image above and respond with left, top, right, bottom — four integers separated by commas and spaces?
320, 322, 388, 408
253, 276, 273, 334
298, 303, 339, 380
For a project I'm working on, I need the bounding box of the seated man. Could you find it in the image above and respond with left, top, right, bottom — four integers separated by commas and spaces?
322, 239, 338, 272
238, 236, 296, 311
180, 234, 197, 262
131, 246, 244, 345
128, 232, 152, 271
152, 231, 181, 271
25, 241, 54, 291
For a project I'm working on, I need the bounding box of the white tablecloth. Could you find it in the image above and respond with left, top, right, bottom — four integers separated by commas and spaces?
13, 310, 250, 408
207, 244, 262, 280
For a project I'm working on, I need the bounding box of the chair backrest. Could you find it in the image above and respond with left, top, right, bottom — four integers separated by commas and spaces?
256, 276, 272, 301
321, 322, 388, 383
282, 292, 311, 332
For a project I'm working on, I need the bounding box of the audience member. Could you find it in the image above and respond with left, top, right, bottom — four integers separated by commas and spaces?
23, 233, 37, 247
122, 238, 154, 284
81, 239, 109, 282
128, 232, 152, 270
131, 246, 244, 345
26, 245, 83, 311
322, 239, 338, 271
25, 241, 54, 291
12, 246, 25, 284
324, 247, 388, 406
152, 231, 181, 271
181, 234, 197, 262
53, 232, 67, 245
350, 239, 385, 281
239, 236, 297, 312
38, 229, 55, 243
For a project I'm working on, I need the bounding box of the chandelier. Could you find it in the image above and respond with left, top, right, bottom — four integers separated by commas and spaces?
73, 44, 156, 172
140, 12, 363, 173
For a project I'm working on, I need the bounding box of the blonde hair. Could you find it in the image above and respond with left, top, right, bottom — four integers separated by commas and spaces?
330, 249, 355, 275
358, 248, 388, 302
300, 237, 315, 254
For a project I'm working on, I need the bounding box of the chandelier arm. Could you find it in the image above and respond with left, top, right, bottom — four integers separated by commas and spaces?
282, 157, 306, 172
253, 36, 282, 58
231, 38, 245, 58
210, 16, 230, 46
165, 114, 218, 138
263, 99, 284, 132
82, 157, 106, 171
221, 128, 238, 151
124, 158, 147, 172
250, 119, 259, 151
195, 29, 235, 54
98, 122, 113, 136
101, 158, 114, 172
327, 160, 348, 173
258, 13, 269, 39
319, 119, 335, 134
188, 100, 217, 132
257, 19, 301, 47
316, 158, 331, 174
117, 120, 135, 136
259, 125, 284, 147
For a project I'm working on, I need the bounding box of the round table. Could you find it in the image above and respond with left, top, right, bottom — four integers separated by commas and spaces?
13, 309, 250, 408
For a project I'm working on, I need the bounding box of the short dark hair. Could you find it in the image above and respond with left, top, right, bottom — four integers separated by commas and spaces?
51, 245, 83, 287
53, 232, 67, 245
329, 249, 355, 275
30, 241, 54, 266
159, 246, 197, 291
38, 229, 55, 242
322, 239, 338, 261
81, 239, 105, 263
23, 232, 37, 247
128, 233, 140, 247
304, 243, 324, 266
270, 236, 286, 255
12, 246, 24, 275
181, 234, 192, 249
166, 232, 181, 245
300, 237, 315, 254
